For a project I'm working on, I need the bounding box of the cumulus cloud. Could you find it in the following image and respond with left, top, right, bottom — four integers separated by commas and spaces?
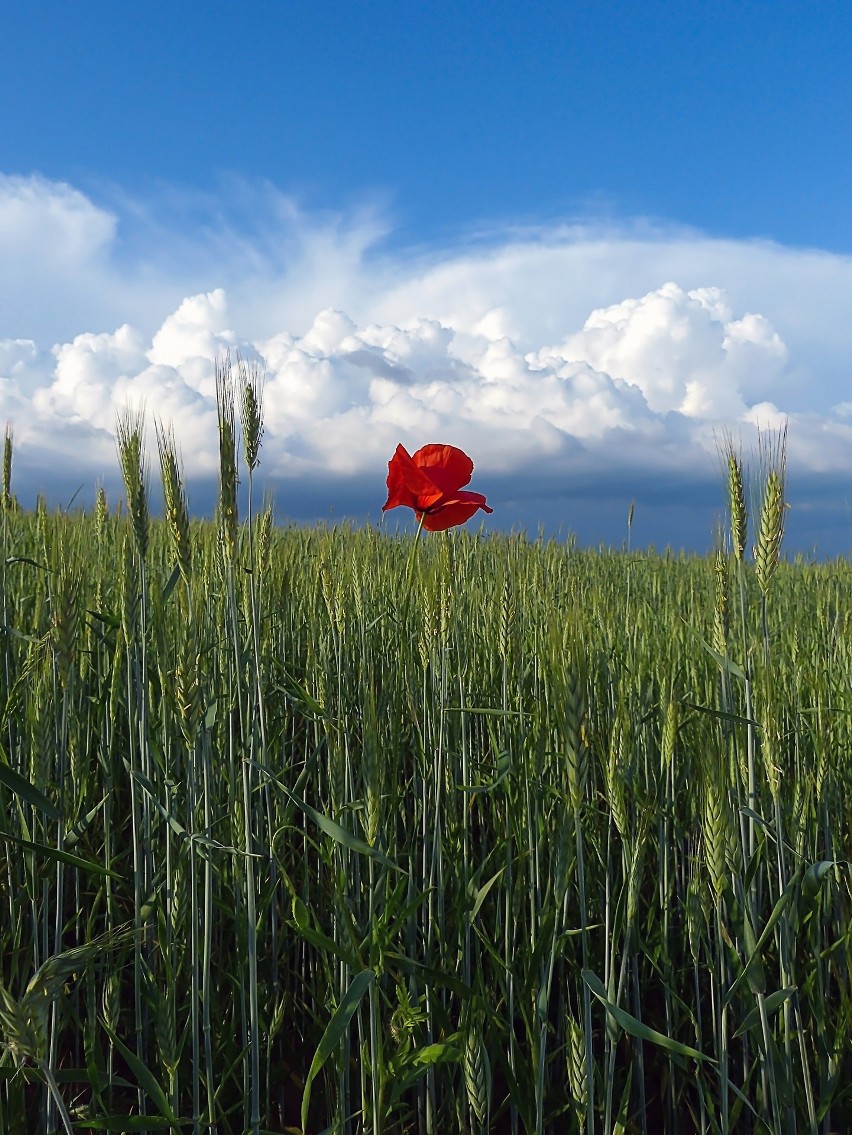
3, 172, 852, 551
530, 283, 788, 419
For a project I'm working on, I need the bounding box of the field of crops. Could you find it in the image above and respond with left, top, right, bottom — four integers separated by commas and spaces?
0, 378, 850, 1134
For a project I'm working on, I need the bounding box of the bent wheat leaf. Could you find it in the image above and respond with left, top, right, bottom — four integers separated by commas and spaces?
100, 1021, 179, 1125
734, 988, 797, 1038
285, 789, 403, 873
0, 744, 60, 819
582, 970, 711, 1062
725, 864, 806, 1004
0, 830, 117, 878
301, 970, 375, 1133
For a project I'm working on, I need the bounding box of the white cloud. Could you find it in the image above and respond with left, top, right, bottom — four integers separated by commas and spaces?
3, 172, 852, 550
0, 175, 124, 344
528, 282, 788, 420
0, 174, 115, 265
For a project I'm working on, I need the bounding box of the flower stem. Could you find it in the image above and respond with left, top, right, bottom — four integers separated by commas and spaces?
398, 512, 426, 630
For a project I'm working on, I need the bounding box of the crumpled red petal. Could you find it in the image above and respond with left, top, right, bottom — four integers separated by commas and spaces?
382, 444, 445, 513
410, 444, 473, 496
418, 492, 493, 532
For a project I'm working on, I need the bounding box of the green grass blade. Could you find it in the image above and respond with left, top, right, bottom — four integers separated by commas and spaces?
100, 1021, 179, 1125
583, 970, 712, 1062
725, 864, 806, 1004
0, 831, 117, 878
733, 988, 797, 1038
301, 969, 375, 1133
0, 754, 61, 819
285, 789, 404, 872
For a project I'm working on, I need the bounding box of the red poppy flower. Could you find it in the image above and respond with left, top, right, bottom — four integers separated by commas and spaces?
382, 443, 493, 531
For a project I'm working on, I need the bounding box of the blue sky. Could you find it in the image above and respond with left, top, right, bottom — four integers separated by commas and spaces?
7, 2, 852, 247
4, 2, 852, 552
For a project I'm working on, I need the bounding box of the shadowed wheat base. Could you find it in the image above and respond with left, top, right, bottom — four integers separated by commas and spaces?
0, 398, 849, 1135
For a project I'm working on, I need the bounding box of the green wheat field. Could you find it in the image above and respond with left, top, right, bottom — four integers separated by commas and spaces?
0, 365, 850, 1135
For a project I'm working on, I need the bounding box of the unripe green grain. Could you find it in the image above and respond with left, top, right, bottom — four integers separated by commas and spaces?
215, 356, 239, 564
156, 422, 192, 586
755, 469, 786, 599
115, 409, 149, 560
2, 422, 14, 511
727, 450, 748, 562
175, 635, 203, 751
239, 356, 264, 475
566, 1016, 588, 1118
52, 560, 80, 689
257, 503, 273, 576
685, 875, 704, 966
118, 537, 138, 648
712, 546, 729, 657
463, 1011, 490, 1134
565, 665, 588, 811
94, 485, 108, 542
661, 694, 678, 771
606, 699, 631, 842
499, 574, 514, 662
703, 780, 729, 901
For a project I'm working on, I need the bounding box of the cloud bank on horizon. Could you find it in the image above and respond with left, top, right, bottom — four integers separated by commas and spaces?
3, 172, 852, 552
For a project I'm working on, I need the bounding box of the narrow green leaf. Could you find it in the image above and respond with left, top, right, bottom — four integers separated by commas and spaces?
5, 555, 49, 571
0, 830, 117, 878
739, 907, 766, 995
292, 895, 309, 931
74, 1116, 181, 1131
382, 951, 470, 997
128, 768, 190, 842
733, 988, 797, 1038
742, 835, 766, 893
726, 865, 805, 1004
100, 1021, 178, 1125
0, 750, 60, 819
682, 624, 747, 682
87, 609, 121, 630
0, 624, 43, 644
301, 970, 375, 1132
739, 806, 779, 840
63, 797, 107, 849
583, 970, 711, 1062
278, 671, 327, 718
614, 1064, 633, 1134
458, 751, 513, 793
469, 866, 506, 921
680, 700, 759, 728
159, 562, 182, 605
445, 706, 530, 717
802, 859, 838, 902
413, 1035, 462, 1065
52, 1067, 131, 1088
284, 789, 403, 873
125, 768, 241, 858
290, 896, 359, 968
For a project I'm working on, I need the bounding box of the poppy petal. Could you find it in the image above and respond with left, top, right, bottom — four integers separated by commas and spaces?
382, 444, 445, 513
420, 491, 493, 531
411, 444, 474, 496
